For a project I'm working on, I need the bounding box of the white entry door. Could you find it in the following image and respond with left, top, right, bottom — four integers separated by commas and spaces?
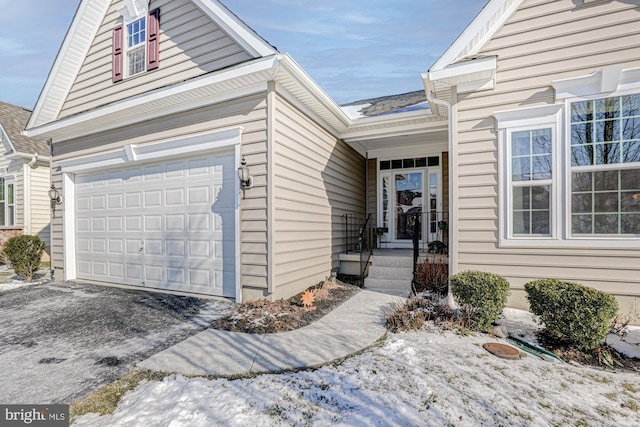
74, 151, 236, 297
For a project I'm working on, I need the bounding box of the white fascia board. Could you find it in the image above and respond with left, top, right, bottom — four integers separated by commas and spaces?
343, 121, 448, 143
25, 56, 279, 139
348, 108, 433, 127
6, 152, 51, 161
192, 0, 276, 58
27, 0, 111, 130
427, 56, 497, 85
0, 123, 17, 154
57, 126, 243, 173
277, 54, 352, 128
431, 0, 522, 71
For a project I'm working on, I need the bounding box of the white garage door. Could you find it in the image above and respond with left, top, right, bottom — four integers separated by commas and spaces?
75, 151, 236, 297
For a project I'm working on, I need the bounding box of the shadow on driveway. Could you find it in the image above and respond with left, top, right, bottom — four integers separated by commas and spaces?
0, 282, 234, 404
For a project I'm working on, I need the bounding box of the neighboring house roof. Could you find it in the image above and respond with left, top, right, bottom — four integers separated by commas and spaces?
340, 91, 428, 119
0, 102, 49, 156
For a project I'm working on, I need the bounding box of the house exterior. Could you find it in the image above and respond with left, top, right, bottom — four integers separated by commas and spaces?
422, 0, 640, 316
24, 0, 640, 318
0, 102, 51, 258
24, 0, 376, 302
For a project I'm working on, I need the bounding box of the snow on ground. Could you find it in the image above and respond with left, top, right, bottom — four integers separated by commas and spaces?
75, 309, 640, 427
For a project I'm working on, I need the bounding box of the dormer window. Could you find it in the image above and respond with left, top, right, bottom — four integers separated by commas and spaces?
112, 6, 160, 83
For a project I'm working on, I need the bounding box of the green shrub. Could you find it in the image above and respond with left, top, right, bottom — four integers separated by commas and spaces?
2, 235, 47, 282
525, 279, 618, 351
450, 270, 510, 332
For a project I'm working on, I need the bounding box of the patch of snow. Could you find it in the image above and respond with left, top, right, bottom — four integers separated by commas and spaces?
340, 103, 371, 119
75, 308, 640, 427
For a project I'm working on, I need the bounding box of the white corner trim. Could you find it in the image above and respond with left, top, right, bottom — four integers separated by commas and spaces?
191, 0, 276, 58
234, 143, 242, 304
493, 104, 564, 129
552, 66, 640, 101
57, 127, 244, 173
63, 172, 77, 281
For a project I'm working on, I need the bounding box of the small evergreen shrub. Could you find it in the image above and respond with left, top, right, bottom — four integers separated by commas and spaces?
450, 270, 510, 332
525, 279, 618, 351
2, 235, 47, 282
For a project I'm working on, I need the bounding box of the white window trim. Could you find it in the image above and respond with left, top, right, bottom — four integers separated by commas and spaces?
119, 0, 149, 79
496, 105, 562, 247
562, 89, 640, 245
0, 176, 16, 228
494, 66, 640, 248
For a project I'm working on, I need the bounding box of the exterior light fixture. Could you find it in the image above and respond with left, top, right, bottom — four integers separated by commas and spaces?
49, 184, 62, 207
237, 156, 253, 189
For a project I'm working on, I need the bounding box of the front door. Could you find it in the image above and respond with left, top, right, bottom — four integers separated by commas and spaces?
379, 162, 441, 248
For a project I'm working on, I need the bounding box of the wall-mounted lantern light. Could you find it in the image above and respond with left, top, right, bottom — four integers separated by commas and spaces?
49, 184, 62, 209
237, 156, 253, 190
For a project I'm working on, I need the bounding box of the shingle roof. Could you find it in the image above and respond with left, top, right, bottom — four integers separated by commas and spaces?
0, 102, 49, 155
341, 90, 428, 118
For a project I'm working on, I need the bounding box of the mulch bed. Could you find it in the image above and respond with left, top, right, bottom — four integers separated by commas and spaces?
212, 280, 360, 334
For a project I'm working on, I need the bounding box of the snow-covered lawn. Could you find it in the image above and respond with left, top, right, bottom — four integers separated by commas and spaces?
75, 309, 640, 427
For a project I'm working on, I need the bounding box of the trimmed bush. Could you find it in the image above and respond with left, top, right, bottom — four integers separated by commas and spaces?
450, 270, 510, 332
525, 279, 618, 351
2, 235, 47, 282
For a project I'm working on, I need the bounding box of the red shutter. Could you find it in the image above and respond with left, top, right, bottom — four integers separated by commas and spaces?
147, 8, 160, 71
112, 25, 124, 83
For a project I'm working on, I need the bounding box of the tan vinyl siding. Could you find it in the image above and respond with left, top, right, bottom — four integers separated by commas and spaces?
51, 94, 269, 288
273, 94, 365, 298
454, 0, 640, 300
59, 0, 253, 119
29, 163, 51, 249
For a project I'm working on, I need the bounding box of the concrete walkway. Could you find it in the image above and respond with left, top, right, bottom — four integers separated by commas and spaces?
138, 290, 403, 377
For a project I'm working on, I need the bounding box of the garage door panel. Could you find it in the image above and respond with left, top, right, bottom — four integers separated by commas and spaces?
75, 151, 236, 297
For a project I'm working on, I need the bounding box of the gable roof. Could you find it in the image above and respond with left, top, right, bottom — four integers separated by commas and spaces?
430, 0, 523, 71
0, 102, 49, 156
27, 0, 278, 130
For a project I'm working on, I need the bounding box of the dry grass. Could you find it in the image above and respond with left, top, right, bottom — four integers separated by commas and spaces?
70, 370, 170, 423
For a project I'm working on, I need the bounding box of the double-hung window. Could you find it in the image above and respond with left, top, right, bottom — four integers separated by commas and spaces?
126, 17, 146, 77
570, 94, 640, 236
495, 105, 562, 244
0, 178, 15, 227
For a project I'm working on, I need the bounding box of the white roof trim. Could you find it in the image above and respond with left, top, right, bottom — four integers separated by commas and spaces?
191, 0, 276, 58
27, 0, 111, 129
57, 126, 243, 173
431, 0, 523, 71
0, 123, 17, 154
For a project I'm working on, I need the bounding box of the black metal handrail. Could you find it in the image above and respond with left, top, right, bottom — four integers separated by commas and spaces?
343, 213, 373, 283
407, 211, 449, 294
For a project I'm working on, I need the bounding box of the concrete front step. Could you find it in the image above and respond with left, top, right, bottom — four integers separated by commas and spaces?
367, 265, 413, 280
369, 255, 414, 268
364, 277, 412, 290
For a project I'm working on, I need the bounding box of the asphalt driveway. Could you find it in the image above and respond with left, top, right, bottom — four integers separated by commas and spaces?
0, 281, 235, 404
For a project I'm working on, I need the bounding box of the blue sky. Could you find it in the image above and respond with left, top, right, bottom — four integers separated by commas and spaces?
0, 0, 485, 109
